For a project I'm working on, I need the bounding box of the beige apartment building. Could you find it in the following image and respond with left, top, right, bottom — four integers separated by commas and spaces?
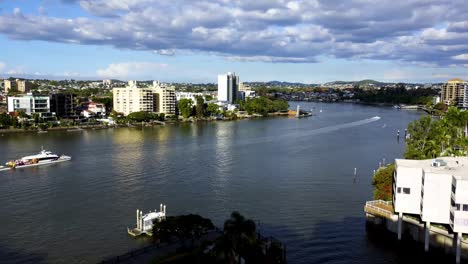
442, 78, 468, 108
113, 81, 155, 116
152, 81, 176, 115
4, 79, 31, 93
113, 81, 176, 116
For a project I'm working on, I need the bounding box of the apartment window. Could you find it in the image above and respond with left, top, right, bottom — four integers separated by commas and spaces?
456, 204, 461, 210
397, 187, 401, 193
403, 188, 410, 194
464, 205, 468, 212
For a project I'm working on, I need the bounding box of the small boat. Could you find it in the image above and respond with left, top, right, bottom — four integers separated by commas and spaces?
4, 149, 71, 169
37, 130, 48, 134
394, 105, 401, 109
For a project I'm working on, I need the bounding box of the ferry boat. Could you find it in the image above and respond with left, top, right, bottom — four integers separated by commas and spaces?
3, 149, 71, 169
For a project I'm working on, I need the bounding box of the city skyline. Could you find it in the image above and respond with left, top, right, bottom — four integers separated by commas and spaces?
1, 1, 468, 83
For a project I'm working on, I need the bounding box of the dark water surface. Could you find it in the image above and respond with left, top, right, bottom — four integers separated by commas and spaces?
0, 103, 453, 263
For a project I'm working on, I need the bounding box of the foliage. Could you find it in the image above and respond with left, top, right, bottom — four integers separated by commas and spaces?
153, 214, 215, 247
434, 102, 447, 111
91, 96, 113, 109
152, 212, 285, 264
127, 111, 165, 122
195, 96, 205, 118
178, 99, 194, 118
354, 86, 437, 105
372, 164, 395, 201
244, 97, 289, 116
206, 103, 220, 116
0, 113, 15, 128
405, 107, 468, 159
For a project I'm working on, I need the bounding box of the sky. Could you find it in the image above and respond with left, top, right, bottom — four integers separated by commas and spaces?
0, 0, 468, 83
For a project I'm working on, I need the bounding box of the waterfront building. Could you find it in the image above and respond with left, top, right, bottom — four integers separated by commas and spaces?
176, 92, 205, 104
113, 81, 155, 116
441, 78, 468, 108
7, 94, 50, 115
218, 72, 239, 103
50, 93, 78, 118
152, 81, 176, 115
394, 157, 468, 242
81, 102, 106, 117
113, 81, 176, 116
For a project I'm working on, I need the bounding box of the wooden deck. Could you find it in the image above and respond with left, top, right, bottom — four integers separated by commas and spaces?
364, 200, 394, 219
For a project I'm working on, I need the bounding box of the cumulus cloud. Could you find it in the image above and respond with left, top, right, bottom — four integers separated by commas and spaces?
96, 62, 168, 79
0, 0, 468, 66
452, 54, 468, 61
0, 62, 5, 72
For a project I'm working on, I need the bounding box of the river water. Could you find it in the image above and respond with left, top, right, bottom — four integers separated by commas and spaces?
0, 102, 453, 263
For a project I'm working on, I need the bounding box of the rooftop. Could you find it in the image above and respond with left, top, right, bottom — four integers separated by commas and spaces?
396, 157, 468, 179
447, 78, 465, 83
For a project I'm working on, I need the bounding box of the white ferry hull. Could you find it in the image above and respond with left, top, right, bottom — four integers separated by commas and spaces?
2, 156, 71, 171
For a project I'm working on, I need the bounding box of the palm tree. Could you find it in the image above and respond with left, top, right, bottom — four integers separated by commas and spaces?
223, 211, 258, 264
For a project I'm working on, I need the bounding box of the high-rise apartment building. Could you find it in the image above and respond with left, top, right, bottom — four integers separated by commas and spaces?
113, 81, 176, 116
4, 79, 31, 93
153, 81, 176, 115
4, 80, 17, 92
218, 72, 239, 103
113, 81, 155, 116
50, 93, 78, 117
442, 78, 468, 108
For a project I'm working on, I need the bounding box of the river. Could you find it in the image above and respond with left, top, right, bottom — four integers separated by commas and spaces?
0, 102, 453, 263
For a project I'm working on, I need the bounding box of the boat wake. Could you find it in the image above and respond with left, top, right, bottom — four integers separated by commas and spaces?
293, 116, 381, 138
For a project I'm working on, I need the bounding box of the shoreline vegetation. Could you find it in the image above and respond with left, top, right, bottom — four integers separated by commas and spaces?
372, 106, 468, 202
0, 95, 296, 134
102, 212, 286, 264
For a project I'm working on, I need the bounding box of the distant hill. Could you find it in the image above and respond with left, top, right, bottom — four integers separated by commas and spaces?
324, 79, 388, 86
245, 81, 317, 87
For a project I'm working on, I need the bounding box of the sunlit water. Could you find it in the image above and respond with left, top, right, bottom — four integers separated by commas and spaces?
0, 103, 453, 263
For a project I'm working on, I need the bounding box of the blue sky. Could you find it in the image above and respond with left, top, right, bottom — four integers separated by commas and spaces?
0, 0, 468, 83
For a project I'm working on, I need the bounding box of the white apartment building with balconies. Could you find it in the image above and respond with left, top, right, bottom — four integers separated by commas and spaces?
394, 157, 468, 261
7, 94, 50, 115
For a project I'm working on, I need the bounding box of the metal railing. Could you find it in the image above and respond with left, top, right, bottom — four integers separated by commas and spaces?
364, 200, 394, 218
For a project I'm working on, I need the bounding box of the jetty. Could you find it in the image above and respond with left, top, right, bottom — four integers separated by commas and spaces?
288, 105, 313, 118
128, 204, 166, 237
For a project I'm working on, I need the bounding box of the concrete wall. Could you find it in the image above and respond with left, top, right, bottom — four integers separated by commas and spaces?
422, 172, 452, 224
394, 167, 423, 214
366, 213, 468, 259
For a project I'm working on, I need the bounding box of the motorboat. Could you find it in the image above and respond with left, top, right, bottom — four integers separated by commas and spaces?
4, 149, 71, 169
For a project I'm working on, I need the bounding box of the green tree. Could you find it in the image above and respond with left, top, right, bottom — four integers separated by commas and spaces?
178, 98, 194, 118
153, 214, 215, 248
206, 103, 220, 116
127, 111, 155, 122
0, 113, 14, 128
372, 164, 395, 201
195, 96, 205, 118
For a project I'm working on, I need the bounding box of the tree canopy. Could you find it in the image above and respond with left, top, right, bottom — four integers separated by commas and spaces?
178, 98, 194, 118
405, 107, 468, 159
372, 164, 395, 201
244, 97, 289, 116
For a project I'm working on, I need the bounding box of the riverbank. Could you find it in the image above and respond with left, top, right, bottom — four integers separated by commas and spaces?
0, 111, 295, 134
